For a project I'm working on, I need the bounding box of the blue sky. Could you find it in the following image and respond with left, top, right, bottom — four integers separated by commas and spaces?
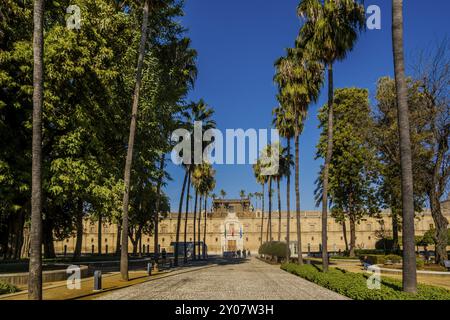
164, 0, 449, 212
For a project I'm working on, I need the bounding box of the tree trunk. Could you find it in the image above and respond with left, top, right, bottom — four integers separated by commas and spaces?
116, 222, 121, 255
277, 178, 281, 242
430, 191, 449, 265
73, 201, 84, 260
286, 138, 291, 262
183, 170, 191, 263
154, 155, 165, 263
175, 170, 188, 266
392, 0, 417, 293
98, 213, 102, 255
267, 176, 272, 242
260, 184, 265, 246
349, 215, 356, 258
42, 219, 55, 259
120, 0, 150, 281
198, 195, 202, 259
342, 220, 349, 252
28, 0, 45, 300
295, 126, 303, 265
203, 196, 207, 259
193, 190, 198, 260
321, 63, 334, 272
392, 209, 399, 253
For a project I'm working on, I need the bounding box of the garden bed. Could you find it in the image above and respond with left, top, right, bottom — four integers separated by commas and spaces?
281, 263, 450, 300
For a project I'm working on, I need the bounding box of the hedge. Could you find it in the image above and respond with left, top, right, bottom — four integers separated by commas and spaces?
259, 241, 289, 258
281, 263, 450, 300
0, 281, 19, 295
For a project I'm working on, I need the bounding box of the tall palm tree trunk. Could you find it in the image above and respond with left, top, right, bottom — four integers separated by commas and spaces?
193, 190, 198, 260
28, 0, 45, 300
198, 195, 202, 259
174, 170, 188, 267
392, 0, 417, 293
321, 63, 334, 272
267, 176, 272, 242
154, 155, 165, 264
286, 139, 291, 262
183, 169, 191, 263
203, 196, 207, 259
120, 0, 150, 281
295, 127, 303, 265
260, 184, 265, 246
277, 178, 281, 242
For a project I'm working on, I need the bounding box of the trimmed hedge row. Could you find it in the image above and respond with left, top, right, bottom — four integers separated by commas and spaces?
281, 263, 450, 300
362, 254, 402, 265
0, 281, 19, 295
259, 241, 289, 258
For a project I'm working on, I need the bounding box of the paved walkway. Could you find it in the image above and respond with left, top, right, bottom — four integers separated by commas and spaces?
97, 258, 348, 300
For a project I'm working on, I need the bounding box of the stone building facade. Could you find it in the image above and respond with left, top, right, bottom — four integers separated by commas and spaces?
53, 198, 450, 256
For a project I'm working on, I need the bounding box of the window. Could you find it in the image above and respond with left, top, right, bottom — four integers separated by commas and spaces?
215, 238, 218, 242
366, 224, 372, 232
311, 237, 314, 241
105, 238, 108, 243
309, 224, 315, 232
161, 225, 168, 234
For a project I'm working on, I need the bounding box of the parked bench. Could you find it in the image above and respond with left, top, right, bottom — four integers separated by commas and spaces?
444, 260, 450, 271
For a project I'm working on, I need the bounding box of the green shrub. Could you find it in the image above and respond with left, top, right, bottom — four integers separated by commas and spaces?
258, 241, 289, 258
281, 263, 450, 300
0, 281, 19, 295
416, 258, 425, 270
384, 254, 402, 263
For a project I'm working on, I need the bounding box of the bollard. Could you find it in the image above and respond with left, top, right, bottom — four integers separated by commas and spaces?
94, 270, 102, 291
147, 263, 152, 276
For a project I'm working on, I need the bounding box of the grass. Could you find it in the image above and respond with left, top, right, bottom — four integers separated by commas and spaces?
281, 263, 450, 300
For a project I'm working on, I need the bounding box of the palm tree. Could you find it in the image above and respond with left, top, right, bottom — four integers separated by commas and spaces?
220, 189, 226, 199
273, 106, 295, 261
392, 0, 417, 294
174, 100, 216, 266
253, 161, 268, 246
120, 0, 151, 281
183, 170, 192, 263
274, 47, 323, 265
239, 190, 246, 199
297, 0, 365, 271
192, 163, 215, 259
28, 0, 45, 300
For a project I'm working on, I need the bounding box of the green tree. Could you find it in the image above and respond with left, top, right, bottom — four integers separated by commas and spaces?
316, 88, 380, 257
372, 77, 429, 253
